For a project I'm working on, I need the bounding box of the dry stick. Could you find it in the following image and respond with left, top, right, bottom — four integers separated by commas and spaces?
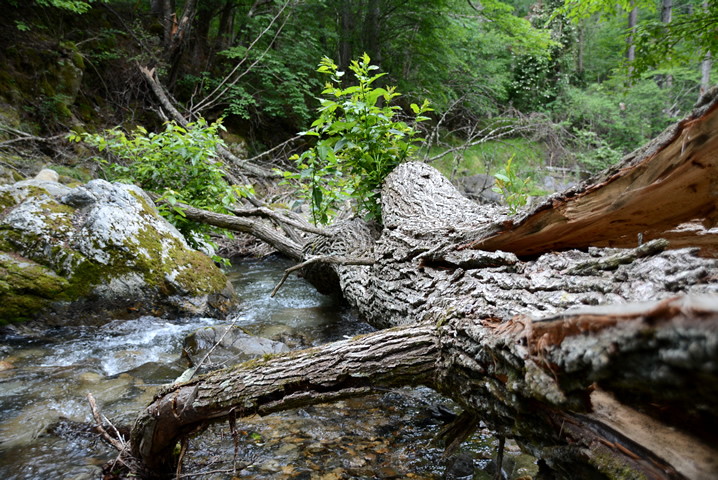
87, 392, 124, 451
176, 436, 189, 480
0, 134, 65, 147
271, 255, 375, 297
244, 134, 301, 163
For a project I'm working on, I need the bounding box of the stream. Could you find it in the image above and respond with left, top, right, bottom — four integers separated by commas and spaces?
0, 255, 536, 480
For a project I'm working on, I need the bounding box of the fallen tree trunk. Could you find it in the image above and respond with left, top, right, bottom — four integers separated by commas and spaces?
130, 296, 718, 479
126, 89, 718, 478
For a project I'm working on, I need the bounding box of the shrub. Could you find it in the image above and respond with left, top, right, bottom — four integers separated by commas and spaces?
283, 54, 431, 225
71, 118, 253, 263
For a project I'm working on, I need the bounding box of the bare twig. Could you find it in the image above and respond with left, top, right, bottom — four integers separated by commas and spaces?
0, 133, 65, 148
188, 0, 292, 115
176, 436, 189, 480
87, 392, 125, 451
271, 255, 374, 297
245, 133, 302, 163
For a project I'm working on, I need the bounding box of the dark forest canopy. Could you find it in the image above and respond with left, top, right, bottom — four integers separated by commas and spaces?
1, 0, 716, 168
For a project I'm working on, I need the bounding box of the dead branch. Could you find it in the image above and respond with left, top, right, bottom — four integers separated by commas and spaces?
129, 295, 718, 478
87, 393, 125, 452
148, 192, 303, 260
0, 133, 65, 147
271, 254, 375, 297
138, 65, 276, 178
233, 206, 329, 236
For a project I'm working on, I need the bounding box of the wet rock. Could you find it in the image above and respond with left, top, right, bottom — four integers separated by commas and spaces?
375, 465, 402, 478
124, 361, 186, 385
444, 452, 475, 480
183, 325, 289, 366
0, 178, 236, 326
59, 465, 103, 480
482, 455, 516, 480
426, 403, 458, 423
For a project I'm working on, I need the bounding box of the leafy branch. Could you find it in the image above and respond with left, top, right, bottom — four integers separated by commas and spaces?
282, 54, 432, 225
492, 155, 531, 215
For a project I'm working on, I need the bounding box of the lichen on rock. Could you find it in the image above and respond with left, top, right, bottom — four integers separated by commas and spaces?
0, 176, 236, 326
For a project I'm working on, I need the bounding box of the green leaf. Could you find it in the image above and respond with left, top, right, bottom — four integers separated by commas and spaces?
312, 187, 323, 208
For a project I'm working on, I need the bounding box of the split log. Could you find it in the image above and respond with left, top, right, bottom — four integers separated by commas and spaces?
127, 89, 718, 478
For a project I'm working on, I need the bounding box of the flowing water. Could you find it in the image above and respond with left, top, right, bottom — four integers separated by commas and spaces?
0, 255, 536, 480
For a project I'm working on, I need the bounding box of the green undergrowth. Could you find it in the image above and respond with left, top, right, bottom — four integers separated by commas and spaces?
429, 136, 550, 197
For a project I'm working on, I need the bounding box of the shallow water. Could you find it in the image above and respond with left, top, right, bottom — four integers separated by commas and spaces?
0, 255, 535, 479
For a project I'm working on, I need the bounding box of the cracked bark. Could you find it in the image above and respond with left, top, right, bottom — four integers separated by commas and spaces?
128, 88, 718, 479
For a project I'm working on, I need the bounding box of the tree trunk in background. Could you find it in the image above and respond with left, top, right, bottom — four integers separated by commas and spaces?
701, 1, 712, 96
337, 0, 357, 73
626, 2, 638, 63
159, 0, 176, 48
149, 0, 163, 19
165, 0, 198, 88
661, 0, 673, 26
657, 0, 673, 88
190, 3, 218, 72
364, 0, 381, 69
577, 21, 584, 75
702, 52, 712, 95
215, 0, 236, 52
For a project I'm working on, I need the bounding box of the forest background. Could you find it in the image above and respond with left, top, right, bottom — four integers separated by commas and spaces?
0, 0, 716, 215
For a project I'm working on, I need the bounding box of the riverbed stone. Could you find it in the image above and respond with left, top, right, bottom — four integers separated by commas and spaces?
0, 177, 236, 326
183, 324, 289, 366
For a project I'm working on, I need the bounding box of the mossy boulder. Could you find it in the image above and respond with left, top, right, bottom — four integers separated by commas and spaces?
0, 177, 236, 327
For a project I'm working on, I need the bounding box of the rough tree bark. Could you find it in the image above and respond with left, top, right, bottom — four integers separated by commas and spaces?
127, 89, 718, 479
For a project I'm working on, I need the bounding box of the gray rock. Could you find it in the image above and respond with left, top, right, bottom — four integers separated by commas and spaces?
34, 169, 59, 182
0, 165, 22, 185
12, 178, 72, 197
542, 175, 577, 194
0, 178, 236, 326
444, 452, 475, 480
456, 174, 502, 204
61, 184, 97, 208
184, 324, 289, 366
